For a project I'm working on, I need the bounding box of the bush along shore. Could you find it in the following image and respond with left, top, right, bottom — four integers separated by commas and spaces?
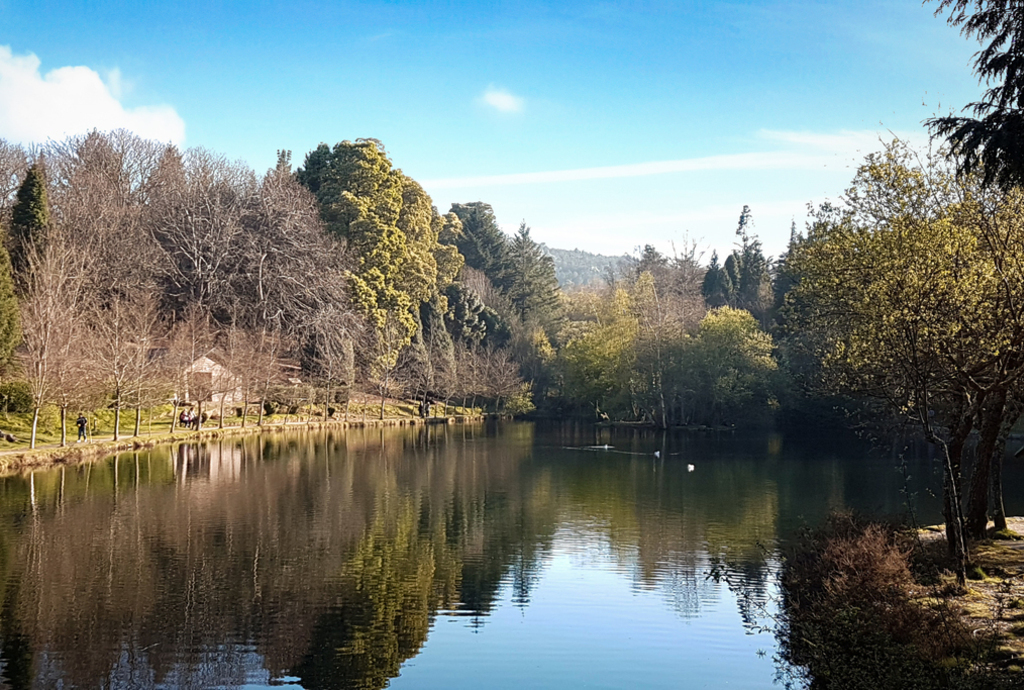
0, 398, 485, 475
777, 513, 1024, 690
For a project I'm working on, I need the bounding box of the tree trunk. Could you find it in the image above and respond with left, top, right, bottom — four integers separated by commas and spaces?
133, 405, 141, 437
30, 406, 39, 449
113, 405, 121, 442
219, 394, 226, 429
59, 406, 67, 447
941, 419, 971, 587
992, 440, 1008, 532
380, 393, 386, 420
966, 390, 1005, 539
991, 403, 1021, 532
171, 400, 179, 433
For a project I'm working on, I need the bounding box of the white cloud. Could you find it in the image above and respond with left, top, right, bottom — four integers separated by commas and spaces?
422, 128, 924, 189
481, 85, 524, 114
0, 46, 185, 146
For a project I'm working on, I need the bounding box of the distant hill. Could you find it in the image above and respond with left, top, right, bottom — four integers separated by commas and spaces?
540, 245, 632, 289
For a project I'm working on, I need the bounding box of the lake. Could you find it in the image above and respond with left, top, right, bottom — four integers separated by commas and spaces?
0, 421, 1018, 689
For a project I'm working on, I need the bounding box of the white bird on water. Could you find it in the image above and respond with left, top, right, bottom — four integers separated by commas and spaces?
653, 450, 661, 459
687, 464, 695, 472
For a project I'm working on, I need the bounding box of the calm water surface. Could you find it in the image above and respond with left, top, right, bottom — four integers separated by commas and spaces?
0, 421, 1020, 689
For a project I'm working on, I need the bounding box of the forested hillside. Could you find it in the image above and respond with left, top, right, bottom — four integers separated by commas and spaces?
539, 245, 630, 288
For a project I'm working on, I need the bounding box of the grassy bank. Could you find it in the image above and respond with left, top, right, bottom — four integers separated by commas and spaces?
0, 396, 484, 474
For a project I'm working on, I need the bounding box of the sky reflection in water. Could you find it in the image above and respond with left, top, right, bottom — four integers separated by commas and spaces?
0, 421, 1014, 689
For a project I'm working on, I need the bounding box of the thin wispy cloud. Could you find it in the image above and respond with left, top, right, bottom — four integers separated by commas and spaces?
0, 46, 185, 145
422, 129, 921, 189
481, 85, 524, 114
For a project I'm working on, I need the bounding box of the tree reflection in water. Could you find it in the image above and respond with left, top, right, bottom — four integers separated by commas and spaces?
0, 422, 947, 689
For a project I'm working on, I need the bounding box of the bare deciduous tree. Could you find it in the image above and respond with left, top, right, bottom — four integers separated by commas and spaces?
19, 237, 87, 448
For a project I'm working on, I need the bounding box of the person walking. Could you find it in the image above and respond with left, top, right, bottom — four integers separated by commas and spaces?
76, 413, 88, 442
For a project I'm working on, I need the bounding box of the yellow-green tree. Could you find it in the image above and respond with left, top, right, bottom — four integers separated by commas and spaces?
559, 287, 637, 417
297, 140, 464, 386
683, 307, 777, 426
783, 141, 1024, 581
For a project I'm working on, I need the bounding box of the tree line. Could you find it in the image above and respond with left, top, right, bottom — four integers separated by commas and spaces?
0, 134, 544, 448
0, 128, 834, 452
3, 115, 1022, 591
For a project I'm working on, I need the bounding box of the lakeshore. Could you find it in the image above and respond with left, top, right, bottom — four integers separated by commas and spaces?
0, 399, 485, 475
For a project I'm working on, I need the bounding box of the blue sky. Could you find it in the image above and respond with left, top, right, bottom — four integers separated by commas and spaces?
0, 0, 984, 260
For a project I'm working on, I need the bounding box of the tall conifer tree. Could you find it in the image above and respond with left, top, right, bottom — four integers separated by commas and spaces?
10, 163, 48, 286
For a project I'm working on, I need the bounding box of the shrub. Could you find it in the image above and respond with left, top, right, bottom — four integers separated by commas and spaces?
0, 381, 33, 413
263, 401, 278, 416
779, 513, 985, 689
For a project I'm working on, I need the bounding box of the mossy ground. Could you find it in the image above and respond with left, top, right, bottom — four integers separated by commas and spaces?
913, 518, 1024, 670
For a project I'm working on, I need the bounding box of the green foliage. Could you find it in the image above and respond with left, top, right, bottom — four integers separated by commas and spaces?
700, 207, 772, 325
297, 140, 465, 373
928, 1, 1024, 189
444, 283, 488, 344
502, 382, 536, 415
0, 240, 21, 367
506, 223, 561, 333
448, 202, 512, 288
684, 307, 778, 425
559, 287, 637, 416
701, 251, 733, 307
558, 275, 779, 425
10, 163, 48, 283
784, 143, 1019, 421
0, 381, 33, 413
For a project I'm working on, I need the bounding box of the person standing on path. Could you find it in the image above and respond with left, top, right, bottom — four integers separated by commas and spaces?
76, 414, 88, 442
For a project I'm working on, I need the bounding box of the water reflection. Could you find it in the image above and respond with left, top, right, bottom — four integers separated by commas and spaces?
0, 422, 1011, 689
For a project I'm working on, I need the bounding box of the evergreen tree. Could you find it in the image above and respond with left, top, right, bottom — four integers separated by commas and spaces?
448, 202, 512, 289
507, 222, 561, 331
730, 205, 773, 325
723, 253, 741, 304
701, 251, 733, 307
772, 220, 802, 320
10, 163, 49, 285
0, 239, 20, 367
444, 283, 488, 344
928, 0, 1024, 188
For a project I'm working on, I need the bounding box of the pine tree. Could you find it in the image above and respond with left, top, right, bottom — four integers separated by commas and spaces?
507, 222, 561, 331
701, 251, 733, 308
10, 163, 49, 286
731, 205, 773, 325
448, 202, 512, 289
928, 1, 1024, 188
